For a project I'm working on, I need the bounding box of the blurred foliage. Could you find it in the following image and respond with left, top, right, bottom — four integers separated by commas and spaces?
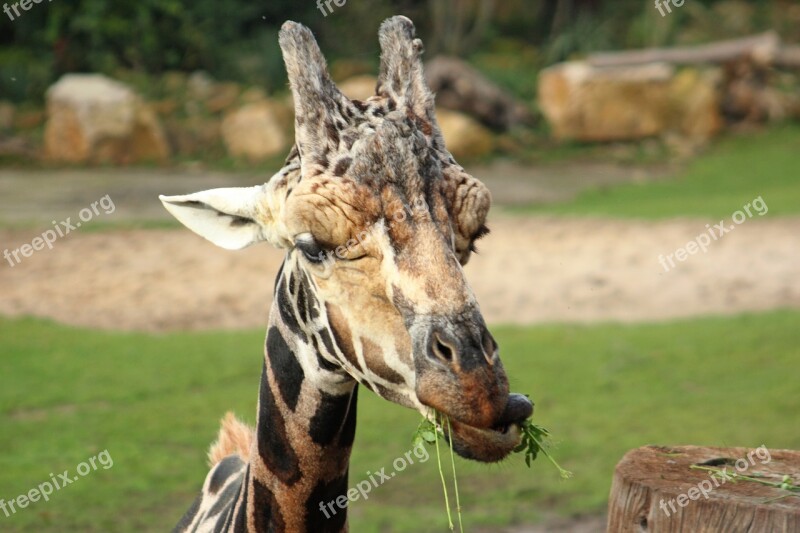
0, 0, 797, 103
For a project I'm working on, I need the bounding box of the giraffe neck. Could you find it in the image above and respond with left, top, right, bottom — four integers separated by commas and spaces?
244, 261, 359, 532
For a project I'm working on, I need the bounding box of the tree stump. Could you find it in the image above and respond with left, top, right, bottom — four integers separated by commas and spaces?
607, 445, 800, 532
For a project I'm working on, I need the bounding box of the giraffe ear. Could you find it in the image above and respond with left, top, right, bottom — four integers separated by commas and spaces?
442, 165, 492, 265
159, 182, 290, 250
377, 16, 435, 117
279, 21, 352, 172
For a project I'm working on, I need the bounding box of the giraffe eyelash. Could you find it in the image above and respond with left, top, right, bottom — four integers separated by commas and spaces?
468, 224, 490, 253
473, 224, 490, 240
295, 234, 328, 264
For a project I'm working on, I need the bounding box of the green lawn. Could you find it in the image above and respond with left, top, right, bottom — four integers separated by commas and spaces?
521, 124, 800, 219
1, 312, 798, 532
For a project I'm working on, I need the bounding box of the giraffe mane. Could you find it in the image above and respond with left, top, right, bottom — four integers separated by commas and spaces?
207, 412, 255, 466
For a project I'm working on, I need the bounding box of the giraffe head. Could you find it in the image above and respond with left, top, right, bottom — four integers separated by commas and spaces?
160, 17, 532, 463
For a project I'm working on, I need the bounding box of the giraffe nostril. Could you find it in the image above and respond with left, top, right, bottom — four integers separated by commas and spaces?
430, 332, 456, 363
481, 329, 497, 364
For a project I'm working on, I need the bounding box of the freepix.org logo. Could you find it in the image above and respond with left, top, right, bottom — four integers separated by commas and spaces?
319, 443, 430, 519
654, 0, 686, 17
3, 0, 56, 22
1, 450, 114, 518
3, 194, 116, 268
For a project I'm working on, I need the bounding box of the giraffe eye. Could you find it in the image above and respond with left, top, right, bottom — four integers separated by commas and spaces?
295, 234, 327, 264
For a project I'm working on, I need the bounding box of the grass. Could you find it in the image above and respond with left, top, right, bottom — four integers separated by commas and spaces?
520, 124, 800, 219
1, 311, 799, 532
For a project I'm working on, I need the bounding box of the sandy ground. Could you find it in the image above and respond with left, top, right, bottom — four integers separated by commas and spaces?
1, 214, 798, 332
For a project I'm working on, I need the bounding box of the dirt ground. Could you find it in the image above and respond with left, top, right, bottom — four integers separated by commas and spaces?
1, 163, 797, 331
1, 214, 798, 332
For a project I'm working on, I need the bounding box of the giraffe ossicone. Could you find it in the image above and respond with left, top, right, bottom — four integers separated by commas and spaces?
162, 15, 533, 533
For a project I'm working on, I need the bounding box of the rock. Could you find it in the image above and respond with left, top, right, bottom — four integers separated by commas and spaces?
435, 108, 494, 159
669, 68, 723, 140
338, 75, 378, 101
187, 71, 215, 101
538, 61, 723, 142
153, 99, 179, 116
221, 101, 290, 161
165, 115, 222, 156
44, 74, 170, 164
0, 101, 14, 132
205, 82, 241, 114
240, 87, 268, 104
539, 62, 675, 141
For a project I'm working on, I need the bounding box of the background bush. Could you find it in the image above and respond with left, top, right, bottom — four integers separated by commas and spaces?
1, 0, 795, 103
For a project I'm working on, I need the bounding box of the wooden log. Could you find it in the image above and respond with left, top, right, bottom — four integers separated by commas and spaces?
424, 56, 535, 131
587, 32, 781, 68
607, 445, 800, 533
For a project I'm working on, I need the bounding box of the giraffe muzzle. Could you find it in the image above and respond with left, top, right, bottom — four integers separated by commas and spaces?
409, 313, 536, 461
425, 392, 534, 463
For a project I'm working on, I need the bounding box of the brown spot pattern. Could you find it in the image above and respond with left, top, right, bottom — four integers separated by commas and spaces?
360, 337, 405, 385
325, 303, 362, 372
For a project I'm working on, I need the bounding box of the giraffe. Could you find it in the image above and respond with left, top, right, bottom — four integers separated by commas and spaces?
160, 16, 533, 533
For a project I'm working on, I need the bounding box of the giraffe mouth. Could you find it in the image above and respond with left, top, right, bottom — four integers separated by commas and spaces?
440, 418, 524, 462
435, 393, 533, 463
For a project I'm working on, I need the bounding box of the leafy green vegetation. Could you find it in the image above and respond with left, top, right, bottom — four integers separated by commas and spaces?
4, 0, 796, 104
516, 420, 572, 479
520, 125, 800, 219
1, 311, 799, 532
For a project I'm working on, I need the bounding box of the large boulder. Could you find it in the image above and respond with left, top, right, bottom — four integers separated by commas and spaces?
539, 62, 674, 141
538, 62, 723, 142
221, 100, 290, 162
44, 74, 169, 164
205, 82, 241, 114
435, 108, 494, 160
670, 68, 724, 140
164, 115, 222, 157
187, 71, 215, 102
